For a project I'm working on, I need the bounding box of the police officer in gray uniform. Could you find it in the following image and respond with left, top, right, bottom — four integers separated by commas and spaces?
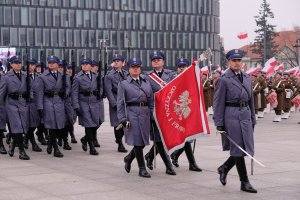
0, 56, 30, 160
24, 58, 42, 152
36, 55, 70, 158
213, 49, 257, 193
0, 69, 7, 154
105, 54, 128, 153
170, 58, 202, 172
144, 51, 176, 175
72, 58, 104, 156
117, 58, 154, 178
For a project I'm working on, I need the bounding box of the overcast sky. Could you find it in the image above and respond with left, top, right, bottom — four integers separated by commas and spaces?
220, 0, 300, 50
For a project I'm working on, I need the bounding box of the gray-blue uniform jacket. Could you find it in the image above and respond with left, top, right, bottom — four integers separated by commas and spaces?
0, 71, 30, 133
104, 68, 128, 127
213, 69, 256, 157
117, 75, 154, 146
36, 69, 70, 130
0, 74, 7, 130
28, 72, 40, 128
72, 71, 104, 128
65, 75, 76, 125
144, 69, 176, 142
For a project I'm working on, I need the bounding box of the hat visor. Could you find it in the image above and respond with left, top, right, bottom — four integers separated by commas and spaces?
151, 55, 163, 60
228, 54, 243, 60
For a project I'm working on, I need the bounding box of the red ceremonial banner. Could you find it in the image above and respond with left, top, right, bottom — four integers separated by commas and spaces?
154, 64, 210, 154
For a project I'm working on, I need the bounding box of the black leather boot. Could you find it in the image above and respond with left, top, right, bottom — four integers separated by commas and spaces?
36, 124, 47, 145
62, 130, 72, 150
115, 128, 127, 152
46, 135, 53, 154
124, 148, 135, 173
134, 146, 151, 178
68, 125, 77, 143
235, 157, 257, 193
88, 141, 99, 155
81, 136, 88, 151
8, 134, 16, 157
0, 140, 7, 154
30, 138, 42, 152
184, 142, 202, 172
0, 131, 7, 154
87, 129, 98, 155
218, 156, 235, 186
6, 132, 11, 145
24, 136, 29, 149
93, 128, 100, 148
171, 148, 184, 167
144, 145, 158, 170
156, 142, 176, 175
51, 130, 63, 158
16, 134, 30, 160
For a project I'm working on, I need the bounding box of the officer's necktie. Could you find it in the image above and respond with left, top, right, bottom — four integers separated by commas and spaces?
157, 72, 162, 78
17, 73, 21, 80
237, 73, 243, 83
52, 72, 57, 79
86, 73, 91, 80
119, 71, 124, 79
135, 79, 140, 85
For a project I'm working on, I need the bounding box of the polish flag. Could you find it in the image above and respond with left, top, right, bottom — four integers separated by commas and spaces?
287, 66, 300, 75
237, 33, 248, 40
200, 66, 209, 74
241, 63, 247, 71
274, 63, 284, 72
262, 57, 277, 76
246, 66, 262, 76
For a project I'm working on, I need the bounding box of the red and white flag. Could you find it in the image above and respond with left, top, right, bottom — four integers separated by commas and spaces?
154, 65, 210, 154
274, 63, 284, 72
200, 66, 209, 74
237, 33, 248, 40
286, 66, 300, 75
262, 57, 277, 76
246, 66, 262, 76
241, 63, 247, 71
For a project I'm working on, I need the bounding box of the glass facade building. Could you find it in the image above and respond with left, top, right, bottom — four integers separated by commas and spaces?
0, 0, 220, 69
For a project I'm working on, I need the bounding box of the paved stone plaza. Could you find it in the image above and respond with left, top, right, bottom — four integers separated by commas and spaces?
0, 100, 299, 200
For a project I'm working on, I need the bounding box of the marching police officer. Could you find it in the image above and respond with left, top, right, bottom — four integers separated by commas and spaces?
0, 70, 7, 154
105, 54, 128, 153
170, 58, 202, 172
144, 51, 176, 175
34, 62, 48, 145
213, 49, 257, 193
0, 56, 30, 160
90, 60, 101, 148
65, 63, 77, 144
24, 58, 42, 152
72, 58, 104, 156
36, 55, 70, 158
118, 58, 154, 178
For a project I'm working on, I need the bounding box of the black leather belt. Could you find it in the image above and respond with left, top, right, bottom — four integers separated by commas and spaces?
225, 102, 248, 107
44, 91, 64, 98
127, 102, 148, 106
8, 93, 27, 100
79, 90, 98, 97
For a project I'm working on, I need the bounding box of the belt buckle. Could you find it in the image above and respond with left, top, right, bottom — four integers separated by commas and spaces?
18, 94, 22, 99
89, 91, 93, 96
140, 102, 145, 106
240, 102, 246, 107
